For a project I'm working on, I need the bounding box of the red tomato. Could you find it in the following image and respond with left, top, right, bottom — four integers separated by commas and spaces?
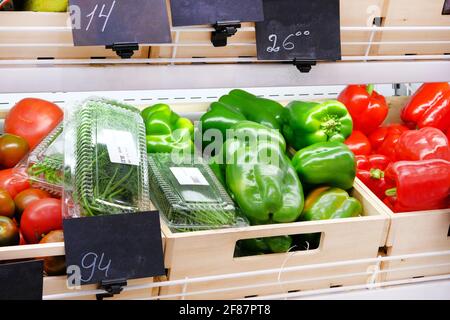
0, 216, 19, 247
0, 188, 15, 218
0, 168, 30, 198
14, 188, 51, 217
4, 98, 63, 149
0, 134, 29, 168
20, 198, 62, 244
344, 130, 372, 155
19, 230, 27, 245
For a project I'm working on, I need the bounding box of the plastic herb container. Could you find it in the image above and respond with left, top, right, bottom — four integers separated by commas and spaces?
63, 97, 150, 218
147, 153, 247, 232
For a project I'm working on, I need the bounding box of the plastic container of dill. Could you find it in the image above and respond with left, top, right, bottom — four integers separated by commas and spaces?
147, 153, 246, 232
63, 97, 150, 218
14, 122, 64, 196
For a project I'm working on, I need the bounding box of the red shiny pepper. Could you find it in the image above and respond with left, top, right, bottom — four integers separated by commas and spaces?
401, 82, 450, 132
369, 124, 409, 160
395, 127, 450, 161
356, 154, 393, 199
338, 84, 389, 135
345, 130, 372, 155
384, 159, 450, 212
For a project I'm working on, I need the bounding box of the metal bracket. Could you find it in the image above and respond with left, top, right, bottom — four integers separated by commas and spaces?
96, 278, 128, 300
105, 43, 139, 59
293, 59, 317, 73
211, 21, 241, 47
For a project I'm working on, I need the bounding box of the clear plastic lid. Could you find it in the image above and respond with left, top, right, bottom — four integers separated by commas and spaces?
63, 97, 150, 218
15, 122, 64, 196
147, 153, 247, 232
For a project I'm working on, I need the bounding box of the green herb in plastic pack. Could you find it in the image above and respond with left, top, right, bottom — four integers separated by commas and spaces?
147, 153, 247, 232
63, 97, 150, 217
15, 122, 64, 196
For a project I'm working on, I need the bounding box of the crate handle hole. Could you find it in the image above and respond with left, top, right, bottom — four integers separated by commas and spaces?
233, 232, 323, 258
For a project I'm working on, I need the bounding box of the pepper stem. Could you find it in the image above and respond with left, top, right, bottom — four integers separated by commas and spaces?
366, 84, 374, 95
370, 168, 384, 180
385, 188, 397, 197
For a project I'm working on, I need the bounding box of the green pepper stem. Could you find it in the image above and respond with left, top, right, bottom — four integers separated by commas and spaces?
385, 188, 397, 197
370, 168, 384, 180
366, 84, 374, 95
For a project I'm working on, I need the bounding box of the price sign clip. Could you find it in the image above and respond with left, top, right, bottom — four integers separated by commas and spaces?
211, 21, 241, 47
96, 278, 128, 300
292, 59, 317, 73
106, 42, 139, 59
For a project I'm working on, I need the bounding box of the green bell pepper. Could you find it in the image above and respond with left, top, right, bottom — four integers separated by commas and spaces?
239, 235, 293, 255
292, 141, 356, 190
215, 121, 304, 225
141, 104, 194, 154
282, 100, 353, 150
301, 187, 362, 221
201, 89, 284, 151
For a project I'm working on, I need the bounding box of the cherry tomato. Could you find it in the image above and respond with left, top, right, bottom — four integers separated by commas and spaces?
20, 198, 62, 244
14, 188, 51, 219
0, 168, 30, 198
0, 134, 29, 168
0, 188, 15, 218
40, 230, 66, 276
4, 98, 63, 149
0, 216, 19, 247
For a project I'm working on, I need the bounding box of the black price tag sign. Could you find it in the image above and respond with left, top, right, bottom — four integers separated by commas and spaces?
0, 260, 43, 300
255, 0, 341, 61
63, 211, 165, 286
443, 0, 450, 15
170, 0, 264, 26
69, 0, 172, 46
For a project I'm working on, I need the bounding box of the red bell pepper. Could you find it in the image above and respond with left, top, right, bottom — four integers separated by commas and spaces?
395, 127, 450, 161
369, 124, 409, 160
338, 84, 389, 135
384, 159, 450, 212
356, 154, 393, 198
345, 130, 372, 155
401, 82, 450, 132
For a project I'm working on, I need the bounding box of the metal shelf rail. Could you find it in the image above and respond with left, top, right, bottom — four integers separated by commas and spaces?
40, 250, 450, 300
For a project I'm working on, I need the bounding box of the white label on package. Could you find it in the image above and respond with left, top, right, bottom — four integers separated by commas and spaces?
103, 129, 139, 166
170, 167, 209, 186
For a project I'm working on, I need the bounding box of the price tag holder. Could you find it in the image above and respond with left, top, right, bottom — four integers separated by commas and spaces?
170, 0, 264, 27
255, 0, 341, 62
69, 0, 172, 46
63, 211, 165, 289
0, 260, 44, 300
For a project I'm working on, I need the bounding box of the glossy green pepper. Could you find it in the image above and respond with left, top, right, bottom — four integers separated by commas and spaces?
292, 141, 356, 190
141, 104, 194, 154
239, 235, 293, 255
282, 100, 353, 150
301, 187, 363, 221
201, 89, 284, 150
214, 121, 304, 225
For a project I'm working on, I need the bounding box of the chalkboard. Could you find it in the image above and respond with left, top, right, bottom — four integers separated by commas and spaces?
0, 260, 43, 300
69, 0, 172, 46
170, 0, 264, 27
63, 211, 165, 286
255, 0, 341, 61
444, 0, 450, 15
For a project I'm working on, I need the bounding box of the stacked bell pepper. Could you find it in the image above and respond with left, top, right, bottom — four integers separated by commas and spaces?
202, 90, 362, 255
340, 83, 450, 213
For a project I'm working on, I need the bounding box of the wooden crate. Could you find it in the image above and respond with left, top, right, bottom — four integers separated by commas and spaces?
160, 183, 389, 300
356, 96, 450, 281
1, 0, 449, 61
